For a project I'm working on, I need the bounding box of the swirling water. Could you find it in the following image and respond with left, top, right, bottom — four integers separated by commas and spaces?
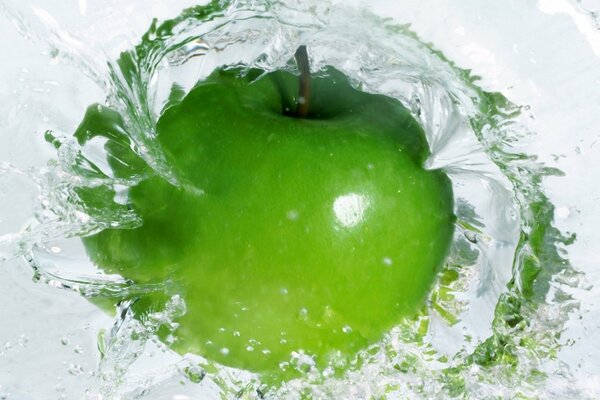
0, 0, 597, 399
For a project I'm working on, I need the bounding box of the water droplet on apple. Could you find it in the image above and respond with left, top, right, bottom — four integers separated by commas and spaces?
286, 210, 299, 221
298, 308, 308, 321
382, 257, 393, 266
220, 347, 230, 356
278, 361, 289, 371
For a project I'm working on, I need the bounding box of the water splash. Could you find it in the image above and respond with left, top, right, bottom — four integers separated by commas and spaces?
0, 0, 586, 398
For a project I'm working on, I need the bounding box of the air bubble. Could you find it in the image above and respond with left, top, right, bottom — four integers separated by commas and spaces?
68, 363, 84, 375
182, 365, 205, 383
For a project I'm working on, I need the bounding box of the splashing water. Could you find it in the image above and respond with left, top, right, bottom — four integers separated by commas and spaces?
0, 0, 593, 399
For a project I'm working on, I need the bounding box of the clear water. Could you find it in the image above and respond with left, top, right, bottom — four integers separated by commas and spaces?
0, 0, 598, 398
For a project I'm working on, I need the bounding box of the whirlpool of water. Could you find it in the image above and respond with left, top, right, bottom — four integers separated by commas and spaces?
0, 0, 598, 399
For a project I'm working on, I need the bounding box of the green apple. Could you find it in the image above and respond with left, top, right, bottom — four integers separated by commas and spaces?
60, 49, 455, 381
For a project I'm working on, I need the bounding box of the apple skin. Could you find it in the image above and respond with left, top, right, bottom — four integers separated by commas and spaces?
72, 66, 455, 380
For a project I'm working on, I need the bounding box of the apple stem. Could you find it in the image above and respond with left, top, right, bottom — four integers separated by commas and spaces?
295, 45, 311, 118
